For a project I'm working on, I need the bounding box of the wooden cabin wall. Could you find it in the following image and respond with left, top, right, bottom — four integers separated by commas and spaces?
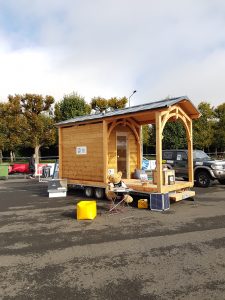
61, 123, 104, 182
108, 125, 138, 178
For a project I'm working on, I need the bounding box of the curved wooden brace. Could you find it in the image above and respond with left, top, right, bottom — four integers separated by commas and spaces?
126, 120, 140, 144
107, 119, 140, 143
161, 108, 192, 141
130, 117, 140, 128
161, 111, 170, 128
161, 112, 176, 131
179, 116, 191, 141
161, 106, 179, 128
107, 120, 117, 138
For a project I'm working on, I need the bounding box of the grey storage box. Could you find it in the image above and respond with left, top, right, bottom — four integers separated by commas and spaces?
48, 179, 67, 198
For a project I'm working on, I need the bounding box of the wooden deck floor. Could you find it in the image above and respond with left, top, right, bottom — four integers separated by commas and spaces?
123, 179, 193, 194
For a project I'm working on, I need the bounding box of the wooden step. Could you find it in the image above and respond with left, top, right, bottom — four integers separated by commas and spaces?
169, 190, 195, 202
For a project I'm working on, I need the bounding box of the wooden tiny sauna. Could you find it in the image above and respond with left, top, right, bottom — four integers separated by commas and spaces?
56, 96, 200, 197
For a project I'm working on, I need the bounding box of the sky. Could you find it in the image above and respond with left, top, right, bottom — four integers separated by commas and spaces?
0, 0, 225, 107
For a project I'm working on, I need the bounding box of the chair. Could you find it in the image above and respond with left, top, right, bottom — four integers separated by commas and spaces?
106, 187, 132, 214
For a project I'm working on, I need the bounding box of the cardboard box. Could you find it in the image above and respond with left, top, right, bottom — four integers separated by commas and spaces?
164, 169, 175, 185
153, 169, 175, 185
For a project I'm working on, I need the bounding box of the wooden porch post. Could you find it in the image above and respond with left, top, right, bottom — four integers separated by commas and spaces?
58, 127, 63, 179
137, 126, 142, 170
103, 120, 108, 184
155, 112, 163, 193
187, 120, 194, 184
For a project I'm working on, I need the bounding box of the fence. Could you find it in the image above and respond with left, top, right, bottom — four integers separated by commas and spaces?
1, 156, 59, 164
1, 151, 225, 164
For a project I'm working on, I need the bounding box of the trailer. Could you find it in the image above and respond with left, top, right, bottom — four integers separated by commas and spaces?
55, 96, 200, 201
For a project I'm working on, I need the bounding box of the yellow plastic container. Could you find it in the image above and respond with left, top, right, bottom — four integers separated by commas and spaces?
138, 199, 148, 209
77, 200, 97, 220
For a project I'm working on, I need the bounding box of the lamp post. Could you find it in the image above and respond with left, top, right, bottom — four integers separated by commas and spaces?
128, 90, 137, 107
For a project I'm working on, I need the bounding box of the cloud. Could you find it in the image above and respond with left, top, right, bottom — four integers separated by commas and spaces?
148, 48, 225, 105
0, 0, 225, 106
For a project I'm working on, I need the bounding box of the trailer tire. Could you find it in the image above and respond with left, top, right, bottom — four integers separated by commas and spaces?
84, 187, 94, 198
94, 188, 105, 199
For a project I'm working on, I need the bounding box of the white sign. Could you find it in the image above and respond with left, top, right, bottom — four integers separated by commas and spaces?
149, 160, 156, 170
35, 163, 55, 176
177, 154, 182, 161
76, 146, 87, 155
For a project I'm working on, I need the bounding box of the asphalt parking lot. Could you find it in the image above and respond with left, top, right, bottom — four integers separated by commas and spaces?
0, 179, 225, 300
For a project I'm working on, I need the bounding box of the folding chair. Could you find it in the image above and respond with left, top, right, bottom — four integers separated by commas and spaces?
107, 189, 131, 214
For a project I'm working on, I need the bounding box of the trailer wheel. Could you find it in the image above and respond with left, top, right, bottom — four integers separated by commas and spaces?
94, 188, 105, 199
84, 187, 94, 198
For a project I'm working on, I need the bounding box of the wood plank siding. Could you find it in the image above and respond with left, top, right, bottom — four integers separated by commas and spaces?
61, 123, 104, 182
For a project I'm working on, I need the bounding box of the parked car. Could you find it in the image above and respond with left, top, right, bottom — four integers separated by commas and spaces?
162, 149, 225, 188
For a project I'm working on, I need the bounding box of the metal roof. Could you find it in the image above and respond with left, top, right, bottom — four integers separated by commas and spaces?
56, 96, 199, 127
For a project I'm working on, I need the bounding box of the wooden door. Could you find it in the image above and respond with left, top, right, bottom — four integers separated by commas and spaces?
117, 135, 128, 178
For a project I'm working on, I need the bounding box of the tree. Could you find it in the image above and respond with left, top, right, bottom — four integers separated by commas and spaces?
1, 96, 28, 162
142, 120, 187, 154
141, 124, 150, 154
26, 114, 56, 155
7, 94, 56, 163
0, 99, 26, 162
0, 103, 8, 163
141, 124, 157, 156
108, 97, 127, 110
162, 121, 187, 149
90, 97, 108, 113
213, 103, 225, 152
193, 102, 215, 151
90, 96, 128, 112
142, 125, 150, 146
54, 92, 91, 122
